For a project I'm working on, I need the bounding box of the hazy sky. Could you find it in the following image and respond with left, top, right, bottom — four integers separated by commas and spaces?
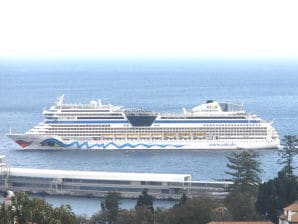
0, 0, 297, 58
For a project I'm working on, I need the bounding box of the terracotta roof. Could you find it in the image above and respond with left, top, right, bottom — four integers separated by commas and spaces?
208, 222, 273, 224
291, 213, 298, 222
284, 202, 298, 211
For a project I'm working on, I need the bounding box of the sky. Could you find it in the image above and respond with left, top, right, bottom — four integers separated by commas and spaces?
0, 0, 298, 58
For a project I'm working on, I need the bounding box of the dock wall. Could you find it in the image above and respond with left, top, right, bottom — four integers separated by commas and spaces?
0, 166, 232, 200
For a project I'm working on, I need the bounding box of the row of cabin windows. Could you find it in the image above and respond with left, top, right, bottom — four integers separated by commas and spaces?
44, 129, 267, 133
47, 126, 267, 131
43, 129, 267, 133
45, 113, 123, 116
44, 132, 267, 137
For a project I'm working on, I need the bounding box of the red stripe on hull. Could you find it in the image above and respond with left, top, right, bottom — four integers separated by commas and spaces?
15, 140, 33, 148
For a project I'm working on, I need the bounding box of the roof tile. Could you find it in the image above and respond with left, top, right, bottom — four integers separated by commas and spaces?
208, 222, 273, 224
291, 213, 298, 222
284, 202, 298, 212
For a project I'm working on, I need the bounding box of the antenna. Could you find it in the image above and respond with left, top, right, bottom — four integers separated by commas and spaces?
56, 95, 64, 106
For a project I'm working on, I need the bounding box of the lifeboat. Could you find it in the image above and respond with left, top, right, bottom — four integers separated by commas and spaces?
127, 134, 138, 139
179, 133, 191, 139
140, 134, 151, 139
164, 133, 176, 139
103, 134, 113, 139
195, 132, 206, 136
115, 134, 126, 139
193, 132, 206, 139
92, 137, 101, 141
152, 134, 162, 139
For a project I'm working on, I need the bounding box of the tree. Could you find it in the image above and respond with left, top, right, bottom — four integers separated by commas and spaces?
117, 209, 137, 224
74, 215, 90, 224
256, 159, 298, 222
225, 150, 261, 194
0, 192, 76, 224
135, 189, 154, 213
177, 194, 188, 207
256, 136, 298, 223
89, 211, 107, 224
224, 150, 262, 220
0, 201, 14, 224
211, 206, 232, 221
135, 189, 154, 224
100, 192, 121, 224
90, 192, 121, 224
135, 206, 154, 224
158, 197, 219, 224
12, 192, 54, 224
225, 189, 262, 221
278, 135, 298, 177
51, 205, 76, 224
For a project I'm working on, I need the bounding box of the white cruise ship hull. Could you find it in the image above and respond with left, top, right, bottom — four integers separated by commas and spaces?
7, 134, 280, 150
7, 97, 280, 151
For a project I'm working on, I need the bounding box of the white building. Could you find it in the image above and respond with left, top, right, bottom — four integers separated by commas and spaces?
279, 202, 298, 224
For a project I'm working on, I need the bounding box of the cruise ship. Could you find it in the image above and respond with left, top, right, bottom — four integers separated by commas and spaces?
7, 95, 280, 150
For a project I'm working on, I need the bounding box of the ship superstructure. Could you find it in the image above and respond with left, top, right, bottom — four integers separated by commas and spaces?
7, 96, 280, 150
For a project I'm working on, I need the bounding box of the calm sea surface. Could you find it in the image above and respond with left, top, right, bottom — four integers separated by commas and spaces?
0, 58, 297, 216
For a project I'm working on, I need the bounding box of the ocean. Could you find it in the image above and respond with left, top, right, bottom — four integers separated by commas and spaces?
0, 57, 297, 216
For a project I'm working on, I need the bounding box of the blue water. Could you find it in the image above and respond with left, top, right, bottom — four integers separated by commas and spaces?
0, 57, 297, 216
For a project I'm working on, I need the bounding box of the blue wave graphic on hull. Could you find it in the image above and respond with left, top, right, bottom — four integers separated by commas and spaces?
40, 138, 184, 149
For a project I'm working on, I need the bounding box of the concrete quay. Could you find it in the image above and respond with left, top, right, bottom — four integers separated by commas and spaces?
0, 156, 232, 200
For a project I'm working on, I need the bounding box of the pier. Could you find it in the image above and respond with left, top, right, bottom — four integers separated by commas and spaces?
0, 156, 232, 200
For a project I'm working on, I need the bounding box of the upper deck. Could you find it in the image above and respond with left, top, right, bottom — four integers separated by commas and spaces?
41, 96, 261, 125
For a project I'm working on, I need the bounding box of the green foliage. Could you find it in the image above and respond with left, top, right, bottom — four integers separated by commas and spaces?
104, 192, 121, 224
278, 135, 298, 177
0, 192, 76, 224
51, 205, 76, 224
0, 201, 14, 224
225, 150, 261, 194
135, 189, 155, 224
74, 215, 90, 224
158, 197, 219, 224
117, 209, 137, 224
210, 206, 232, 221
224, 150, 262, 220
177, 193, 188, 207
89, 211, 107, 224
256, 135, 298, 223
13, 192, 55, 224
135, 206, 154, 224
91, 192, 121, 224
256, 170, 298, 223
225, 189, 262, 221
135, 189, 154, 213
